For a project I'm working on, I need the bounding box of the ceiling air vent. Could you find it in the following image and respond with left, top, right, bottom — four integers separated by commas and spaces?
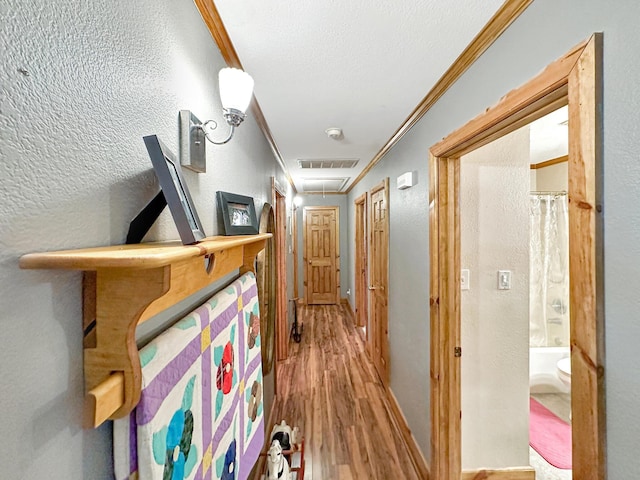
302, 177, 349, 193
297, 158, 359, 169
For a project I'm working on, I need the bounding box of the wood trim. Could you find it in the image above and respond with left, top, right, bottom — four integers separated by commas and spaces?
293, 206, 299, 299
428, 152, 440, 476
461, 468, 535, 480
354, 192, 368, 328
568, 33, 605, 480
347, 0, 533, 193
192, 0, 240, 68
431, 39, 588, 158
21, 234, 270, 427
192, 0, 296, 192
530, 154, 568, 169
429, 34, 604, 479
275, 190, 288, 361
341, 297, 354, 318
429, 154, 460, 479
386, 387, 431, 480
336, 206, 341, 306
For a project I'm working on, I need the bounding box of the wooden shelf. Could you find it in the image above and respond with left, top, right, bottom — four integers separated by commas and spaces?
20, 234, 271, 428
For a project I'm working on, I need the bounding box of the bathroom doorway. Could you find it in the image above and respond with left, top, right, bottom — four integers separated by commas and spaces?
429, 35, 604, 480
528, 107, 572, 479
458, 107, 573, 478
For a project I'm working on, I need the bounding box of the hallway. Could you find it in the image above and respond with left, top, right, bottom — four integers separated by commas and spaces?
266, 303, 422, 479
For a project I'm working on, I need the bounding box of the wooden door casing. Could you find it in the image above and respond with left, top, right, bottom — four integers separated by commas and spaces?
275, 189, 288, 361
429, 36, 604, 479
369, 179, 390, 385
354, 193, 368, 329
303, 206, 340, 305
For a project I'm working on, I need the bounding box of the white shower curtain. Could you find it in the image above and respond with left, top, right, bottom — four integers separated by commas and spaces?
529, 193, 570, 347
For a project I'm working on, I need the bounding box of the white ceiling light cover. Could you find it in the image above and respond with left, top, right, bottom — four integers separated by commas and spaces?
302, 177, 349, 192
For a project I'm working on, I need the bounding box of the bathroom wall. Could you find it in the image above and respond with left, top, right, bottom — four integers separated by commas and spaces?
535, 163, 568, 192
0, 1, 281, 478
460, 127, 531, 469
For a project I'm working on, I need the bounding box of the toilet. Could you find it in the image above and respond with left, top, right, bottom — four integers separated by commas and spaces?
556, 357, 572, 389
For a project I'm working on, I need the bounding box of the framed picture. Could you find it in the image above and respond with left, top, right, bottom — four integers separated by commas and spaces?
143, 134, 206, 245
216, 191, 259, 235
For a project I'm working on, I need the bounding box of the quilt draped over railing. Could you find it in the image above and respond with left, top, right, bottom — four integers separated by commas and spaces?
114, 271, 264, 480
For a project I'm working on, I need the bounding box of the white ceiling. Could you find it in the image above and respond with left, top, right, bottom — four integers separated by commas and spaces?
214, 0, 506, 193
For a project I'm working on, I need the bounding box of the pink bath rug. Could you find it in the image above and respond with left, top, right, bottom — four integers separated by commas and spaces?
529, 397, 572, 469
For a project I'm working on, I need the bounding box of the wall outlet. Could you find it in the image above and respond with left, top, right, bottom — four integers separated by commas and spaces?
461, 269, 470, 290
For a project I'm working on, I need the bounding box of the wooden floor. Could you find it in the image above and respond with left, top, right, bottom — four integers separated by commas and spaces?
266, 303, 422, 480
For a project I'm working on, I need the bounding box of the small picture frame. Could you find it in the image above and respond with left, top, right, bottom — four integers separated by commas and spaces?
217, 191, 259, 235
144, 135, 206, 245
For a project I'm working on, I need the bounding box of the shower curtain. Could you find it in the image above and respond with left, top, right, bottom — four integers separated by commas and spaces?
529, 193, 570, 347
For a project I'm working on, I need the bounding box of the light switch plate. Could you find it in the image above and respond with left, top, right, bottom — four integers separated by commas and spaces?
461, 269, 470, 290
498, 270, 511, 290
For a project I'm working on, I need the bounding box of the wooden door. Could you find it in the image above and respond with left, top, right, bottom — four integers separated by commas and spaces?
304, 206, 339, 305
369, 179, 389, 385
354, 194, 368, 328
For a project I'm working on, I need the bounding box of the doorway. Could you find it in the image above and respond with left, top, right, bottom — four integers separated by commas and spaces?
354, 193, 368, 331
368, 179, 390, 385
459, 114, 572, 478
429, 35, 604, 480
274, 186, 288, 361
303, 206, 340, 305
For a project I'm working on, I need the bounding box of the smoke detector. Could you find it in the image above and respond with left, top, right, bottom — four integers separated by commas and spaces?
325, 127, 343, 140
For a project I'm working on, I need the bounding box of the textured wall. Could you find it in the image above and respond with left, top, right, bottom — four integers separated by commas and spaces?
348, 3, 640, 475
460, 127, 530, 469
0, 1, 279, 478
347, 158, 431, 455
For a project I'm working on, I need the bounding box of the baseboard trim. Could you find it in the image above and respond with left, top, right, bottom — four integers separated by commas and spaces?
341, 297, 355, 317
461, 467, 536, 480
386, 387, 431, 479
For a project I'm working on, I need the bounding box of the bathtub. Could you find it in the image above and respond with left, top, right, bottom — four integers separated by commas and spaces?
529, 346, 570, 394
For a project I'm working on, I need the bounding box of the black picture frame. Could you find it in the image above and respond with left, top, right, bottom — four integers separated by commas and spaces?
144, 135, 206, 245
216, 191, 259, 235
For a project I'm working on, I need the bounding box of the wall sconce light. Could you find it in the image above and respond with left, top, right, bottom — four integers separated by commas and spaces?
180, 67, 254, 173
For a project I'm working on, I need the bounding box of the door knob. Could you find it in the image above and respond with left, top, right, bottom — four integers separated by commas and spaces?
368, 285, 377, 290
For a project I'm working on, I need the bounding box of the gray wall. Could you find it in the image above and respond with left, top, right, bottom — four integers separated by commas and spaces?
0, 1, 281, 478
347, 162, 431, 455
295, 194, 349, 300
348, 2, 640, 476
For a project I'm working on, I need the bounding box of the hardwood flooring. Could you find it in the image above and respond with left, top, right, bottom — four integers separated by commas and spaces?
265, 303, 422, 480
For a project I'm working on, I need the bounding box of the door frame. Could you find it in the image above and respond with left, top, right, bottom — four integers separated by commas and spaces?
273, 180, 288, 361
303, 205, 341, 305
429, 35, 604, 479
354, 193, 369, 329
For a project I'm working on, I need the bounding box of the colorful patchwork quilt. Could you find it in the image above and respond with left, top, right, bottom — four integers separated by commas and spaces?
114, 272, 264, 480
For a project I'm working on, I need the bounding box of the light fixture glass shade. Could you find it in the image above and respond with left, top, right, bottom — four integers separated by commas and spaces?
218, 67, 254, 114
